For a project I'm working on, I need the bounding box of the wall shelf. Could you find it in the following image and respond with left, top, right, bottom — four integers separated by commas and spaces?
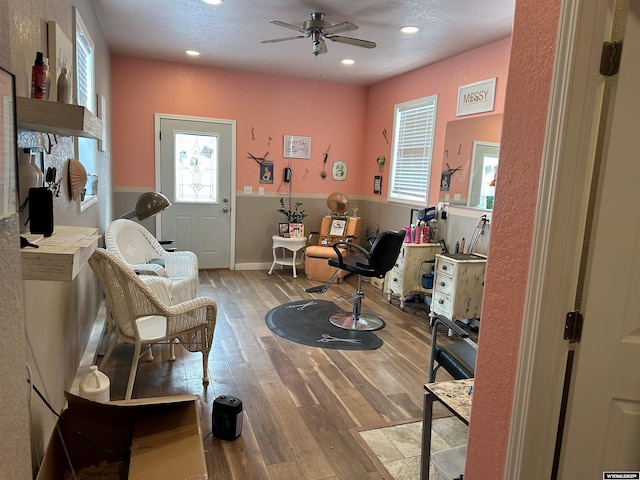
21, 225, 100, 281
16, 97, 102, 140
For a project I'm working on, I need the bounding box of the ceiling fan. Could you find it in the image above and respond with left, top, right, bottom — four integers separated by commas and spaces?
261, 12, 376, 56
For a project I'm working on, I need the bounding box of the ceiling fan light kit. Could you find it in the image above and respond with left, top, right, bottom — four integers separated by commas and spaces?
261, 12, 376, 56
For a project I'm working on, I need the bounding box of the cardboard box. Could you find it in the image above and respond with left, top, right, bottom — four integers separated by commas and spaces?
37, 393, 208, 479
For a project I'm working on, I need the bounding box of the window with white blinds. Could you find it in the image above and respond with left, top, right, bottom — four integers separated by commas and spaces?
388, 95, 438, 204
75, 13, 94, 110
74, 8, 96, 210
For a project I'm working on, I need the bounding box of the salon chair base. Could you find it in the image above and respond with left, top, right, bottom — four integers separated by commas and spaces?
329, 312, 385, 331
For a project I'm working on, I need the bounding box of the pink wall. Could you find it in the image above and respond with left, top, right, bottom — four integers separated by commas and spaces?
361, 38, 511, 202
465, 0, 561, 478
112, 39, 511, 202
111, 57, 367, 196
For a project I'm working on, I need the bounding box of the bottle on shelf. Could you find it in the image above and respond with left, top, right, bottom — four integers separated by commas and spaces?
31, 52, 47, 99
57, 67, 71, 103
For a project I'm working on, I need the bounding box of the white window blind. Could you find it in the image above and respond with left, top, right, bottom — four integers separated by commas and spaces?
74, 9, 96, 210
389, 95, 438, 204
75, 14, 94, 110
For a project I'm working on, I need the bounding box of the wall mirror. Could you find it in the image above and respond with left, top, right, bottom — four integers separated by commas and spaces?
439, 113, 502, 210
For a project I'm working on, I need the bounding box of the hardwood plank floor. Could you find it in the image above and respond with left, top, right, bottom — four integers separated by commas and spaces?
100, 268, 452, 479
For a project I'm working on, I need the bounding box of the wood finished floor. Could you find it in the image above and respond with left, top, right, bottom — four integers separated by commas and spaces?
100, 268, 453, 480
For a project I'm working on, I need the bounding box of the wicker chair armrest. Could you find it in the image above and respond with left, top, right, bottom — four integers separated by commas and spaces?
129, 262, 169, 277
167, 296, 217, 315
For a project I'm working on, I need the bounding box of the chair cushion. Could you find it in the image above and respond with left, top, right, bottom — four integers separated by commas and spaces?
435, 341, 476, 379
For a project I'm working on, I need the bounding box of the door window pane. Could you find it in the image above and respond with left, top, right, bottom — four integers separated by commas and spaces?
174, 132, 218, 204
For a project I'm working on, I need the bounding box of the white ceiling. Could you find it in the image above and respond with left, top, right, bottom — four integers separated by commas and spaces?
93, 0, 515, 86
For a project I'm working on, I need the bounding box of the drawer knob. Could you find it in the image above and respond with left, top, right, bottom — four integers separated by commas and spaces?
438, 299, 444, 304
442, 265, 448, 270
440, 282, 445, 287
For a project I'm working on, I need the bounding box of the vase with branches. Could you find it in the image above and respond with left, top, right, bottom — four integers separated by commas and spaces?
277, 197, 307, 223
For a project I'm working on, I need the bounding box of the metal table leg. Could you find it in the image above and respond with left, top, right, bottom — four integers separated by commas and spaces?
420, 389, 435, 480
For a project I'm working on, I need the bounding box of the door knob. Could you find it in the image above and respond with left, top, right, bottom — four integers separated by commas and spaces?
223, 207, 229, 212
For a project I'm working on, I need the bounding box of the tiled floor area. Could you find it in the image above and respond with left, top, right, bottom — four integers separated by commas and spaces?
359, 417, 468, 480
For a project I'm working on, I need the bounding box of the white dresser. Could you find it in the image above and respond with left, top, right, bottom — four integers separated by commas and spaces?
430, 253, 487, 322
387, 243, 441, 310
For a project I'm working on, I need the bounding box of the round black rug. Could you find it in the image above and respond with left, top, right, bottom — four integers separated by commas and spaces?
265, 300, 383, 350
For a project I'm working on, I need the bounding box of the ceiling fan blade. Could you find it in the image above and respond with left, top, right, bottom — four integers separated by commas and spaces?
269, 19, 306, 33
261, 35, 306, 44
327, 35, 376, 49
323, 22, 358, 35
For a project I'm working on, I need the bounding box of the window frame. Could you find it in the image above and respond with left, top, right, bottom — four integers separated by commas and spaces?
387, 94, 438, 206
73, 8, 97, 211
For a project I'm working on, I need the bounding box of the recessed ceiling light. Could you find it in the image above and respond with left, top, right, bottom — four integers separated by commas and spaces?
186, 50, 201, 56
400, 26, 420, 34
341, 59, 355, 65
203, 0, 223, 4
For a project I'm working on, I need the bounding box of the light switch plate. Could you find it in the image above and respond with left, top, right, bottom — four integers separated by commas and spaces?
244, 186, 252, 194
258, 187, 264, 195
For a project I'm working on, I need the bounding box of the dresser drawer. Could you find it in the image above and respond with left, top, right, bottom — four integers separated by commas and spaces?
433, 272, 454, 296
432, 290, 452, 316
436, 257, 457, 276
388, 271, 404, 293
393, 255, 404, 271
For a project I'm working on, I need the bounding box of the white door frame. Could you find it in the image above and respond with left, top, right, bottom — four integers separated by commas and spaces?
506, 0, 615, 477
154, 113, 237, 270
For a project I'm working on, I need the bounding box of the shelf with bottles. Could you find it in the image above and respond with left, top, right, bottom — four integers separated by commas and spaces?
16, 96, 102, 140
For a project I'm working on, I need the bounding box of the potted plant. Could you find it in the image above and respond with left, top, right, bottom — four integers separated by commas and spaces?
277, 197, 307, 238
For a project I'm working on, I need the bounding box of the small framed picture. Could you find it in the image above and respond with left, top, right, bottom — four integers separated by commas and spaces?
279, 223, 290, 238
283, 135, 311, 159
440, 171, 452, 191
329, 218, 346, 236
289, 223, 304, 238
260, 162, 274, 184
373, 175, 382, 194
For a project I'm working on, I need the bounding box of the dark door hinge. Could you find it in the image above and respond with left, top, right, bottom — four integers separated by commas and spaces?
564, 311, 583, 343
600, 41, 622, 76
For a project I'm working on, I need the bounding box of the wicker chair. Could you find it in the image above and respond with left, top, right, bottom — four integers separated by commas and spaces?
105, 218, 198, 303
89, 248, 216, 400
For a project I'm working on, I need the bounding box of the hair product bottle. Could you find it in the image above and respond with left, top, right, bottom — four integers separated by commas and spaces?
56, 67, 70, 103
31, 52, 47, 99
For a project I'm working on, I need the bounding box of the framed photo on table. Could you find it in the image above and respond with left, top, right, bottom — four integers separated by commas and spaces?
329, 218, 346, 236
279, 223, 290, 238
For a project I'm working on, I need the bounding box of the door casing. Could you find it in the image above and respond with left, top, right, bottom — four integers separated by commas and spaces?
154, 113, 237, 270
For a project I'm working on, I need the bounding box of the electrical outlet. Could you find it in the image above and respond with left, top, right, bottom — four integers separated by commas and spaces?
454, 193, 461, 201
244, 186, 252, 194
258, 187, 264, 196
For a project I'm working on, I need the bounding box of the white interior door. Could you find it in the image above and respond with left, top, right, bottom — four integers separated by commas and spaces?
157, 115, 234, 269
559, 2, 640, 475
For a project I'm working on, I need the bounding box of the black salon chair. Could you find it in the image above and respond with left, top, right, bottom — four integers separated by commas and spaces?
306, 230, 406, 331
428, 315, 477, 383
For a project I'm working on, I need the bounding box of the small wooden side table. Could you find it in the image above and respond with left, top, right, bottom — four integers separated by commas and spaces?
268, 235, 306, 278
420, 378, 473, 480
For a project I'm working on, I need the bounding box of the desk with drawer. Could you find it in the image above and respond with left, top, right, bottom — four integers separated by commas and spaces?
429, 253, 487, 323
